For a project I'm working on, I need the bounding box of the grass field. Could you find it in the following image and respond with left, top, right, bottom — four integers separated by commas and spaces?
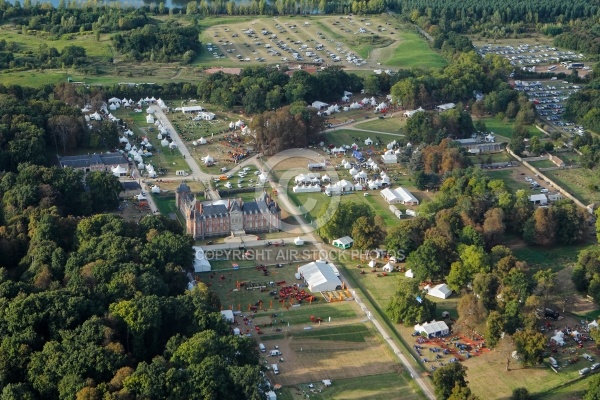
379, 30, 447, 68
478, 117, 542, 139
152, 194, 184, 224
544, 168, 600, 205
512, 243, 595, 270
483, 169, 532, 193
353, 117, 406, 133
528, 159, 557, 169
323, 128, 403, 147
278, 372, 425, 400
469, 151, 514, 165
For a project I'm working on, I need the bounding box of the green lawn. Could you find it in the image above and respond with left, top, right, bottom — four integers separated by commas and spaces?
478, 117, 542, 139
382, 30, 447, 69
293, 324, 371, 342
278, 372, 425, 400
322, 129, 401, 147
354, 117, 406, 133
556, 151, 581, 165
537, 377, 590, 400
483, 169, 532, 193
469, 152, 514, 165
512, 243, 595, 271
544, 168, 600, 205
528, 159, 557, 169
152, 194, 183, 225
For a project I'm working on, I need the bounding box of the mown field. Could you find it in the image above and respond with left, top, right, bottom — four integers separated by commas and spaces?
353, 116, 406, 133
544, 168, 600, 205
478, 117, 542, 139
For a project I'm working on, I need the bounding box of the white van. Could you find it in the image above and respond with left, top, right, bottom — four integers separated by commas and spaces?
549, 357, 558, 368
272, 364, 279, 374
259, 343, 266, 352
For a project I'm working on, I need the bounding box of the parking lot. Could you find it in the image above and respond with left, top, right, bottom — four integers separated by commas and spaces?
201, 15, 400, 69
475, 43, 586, 70
512, 79, 587, 137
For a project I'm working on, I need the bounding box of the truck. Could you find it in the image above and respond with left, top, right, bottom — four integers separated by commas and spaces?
567, 63, 584, 69
271, 364, 279, 374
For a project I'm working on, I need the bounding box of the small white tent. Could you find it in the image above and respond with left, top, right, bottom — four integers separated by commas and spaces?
405, 269, 414, 278
588, 320, 599, 330
368, 259, 377, 268
193, 247, 212, 272
294, 237, 305, 246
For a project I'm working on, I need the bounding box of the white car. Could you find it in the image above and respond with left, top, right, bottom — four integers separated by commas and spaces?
540, 188, 549, 193
579, 367, 591, 375
224, 183, 232, 189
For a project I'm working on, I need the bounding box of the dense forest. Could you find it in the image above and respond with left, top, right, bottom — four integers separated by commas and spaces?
0, 83, 266, 398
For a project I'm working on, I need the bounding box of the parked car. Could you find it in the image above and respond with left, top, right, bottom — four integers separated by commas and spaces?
591, 363, 600, 370
583, 354, 594, 362
579, 367, 591, 375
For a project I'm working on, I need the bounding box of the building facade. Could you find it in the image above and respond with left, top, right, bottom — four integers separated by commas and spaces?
176, 183, 281, 239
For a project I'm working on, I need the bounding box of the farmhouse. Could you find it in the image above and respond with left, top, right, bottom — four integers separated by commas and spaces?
332, 236, 353, 249
414, 320, 450, 338
297, 261, 342, 292
529, 193, 548, 206
176, 183, 281, 239
58, 153, 129, 174
426, 283, 453, 299
380, 187, 419, 205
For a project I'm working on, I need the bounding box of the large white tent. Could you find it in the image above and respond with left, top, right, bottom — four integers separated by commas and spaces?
589, 320, 599, 330
193, 246, 212, 272
297, 261, 342, 292
414, 320, 450, 338
551, 331, 565, 346
426, 283, 453, 299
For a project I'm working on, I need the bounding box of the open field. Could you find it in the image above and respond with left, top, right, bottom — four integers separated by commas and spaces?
278, 372, 425, 400
512, 242, 595, 271
469, 151, 514, 165
556, 151, 581, 165
353, 116, 406, 133
378, 29, 447, 68
528, 159, 557, 169
478, 117, 542, 139
197, 14, 442, 70
261, 323, 403, 386
544, 168, 600, 205
483, 169, 534, 193
322, 128, 403, 147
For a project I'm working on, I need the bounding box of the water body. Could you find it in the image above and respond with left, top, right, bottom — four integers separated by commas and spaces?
8, 0, 258, 10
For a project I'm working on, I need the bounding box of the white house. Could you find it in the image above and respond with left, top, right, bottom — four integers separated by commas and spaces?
426, 284, 453, 299
380, 187, 419, 205
414, 320, 450, 338
297, 261, 342, 292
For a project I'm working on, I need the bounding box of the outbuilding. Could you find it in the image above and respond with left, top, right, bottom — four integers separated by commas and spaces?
332, 236, 354, 249
529, 193, 548, 205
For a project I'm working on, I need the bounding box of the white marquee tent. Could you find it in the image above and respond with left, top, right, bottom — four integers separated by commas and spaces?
414, 320, 450, 338
426, 284, 453, 299
297, 261, 342, 292
193, 246, 212, 272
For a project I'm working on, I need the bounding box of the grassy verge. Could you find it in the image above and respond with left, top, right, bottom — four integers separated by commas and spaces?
294, 324, 372, 342
353, 117, 405, 133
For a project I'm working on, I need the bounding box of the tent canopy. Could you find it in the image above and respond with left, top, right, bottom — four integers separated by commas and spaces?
298, 261, 342, 292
